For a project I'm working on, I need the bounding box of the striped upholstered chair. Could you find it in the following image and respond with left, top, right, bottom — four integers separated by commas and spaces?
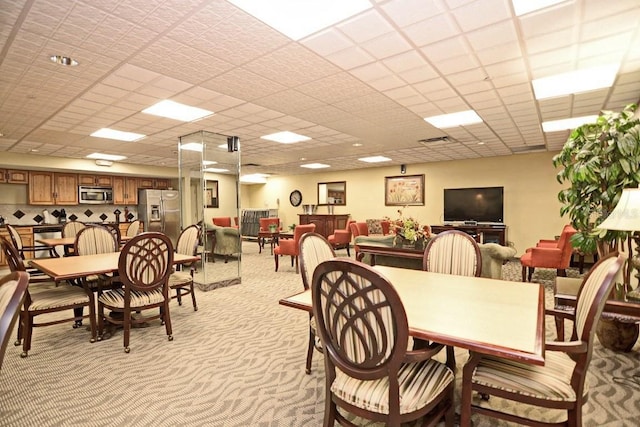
312, 258, 455, 427
460, 253, 626, 427
0, 271, 29, 369
298, 232, 335, 374
62, 221, 86, 256
97, 233, 174, 353
422, 229, 482, 277
168, 224, 200, 311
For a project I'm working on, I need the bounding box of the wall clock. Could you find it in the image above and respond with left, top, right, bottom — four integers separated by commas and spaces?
289, 190, 302, 207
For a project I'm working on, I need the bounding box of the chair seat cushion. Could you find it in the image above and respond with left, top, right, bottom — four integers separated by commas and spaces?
169, 272, 192, 287
331, 359, 453, 415
471, 351, 585, 402
98, 288, 164, 308
29, 283, 90, 311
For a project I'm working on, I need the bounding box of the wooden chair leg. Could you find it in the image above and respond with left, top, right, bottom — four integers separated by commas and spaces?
521, 265, 527, 282
305, 330, 315, 374
528, 267, 534, 281
274, 253, 279, 271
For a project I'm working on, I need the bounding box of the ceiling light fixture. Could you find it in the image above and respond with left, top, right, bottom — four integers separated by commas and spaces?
143, 100, 214, 122
532, 64, 619, 100
203, 160, 218, 166
91, 128, 145, 142
511, 0, 567, 16
240, 174, 268, 184
95, 159, 113, 167
86, 153, 127, 161
358, 156, 392, 163
301, 163, 330, 169
542, 115, 598, 132
50, 55, 78, 66
261, 131, 311, 144
424, 110, 483, 128
228, 0, 372, 41
179, 142, 203, 152
204, 167, 230, 173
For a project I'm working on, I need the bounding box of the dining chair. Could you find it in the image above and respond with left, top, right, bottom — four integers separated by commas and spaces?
460, 252, 626, 427
0, 271, 29, 370
169, 224, 200, 311
422, 229, 482, 370
0, 236, 96, 357
103, 223, 122, 247
298, 232, 336, 374
97, 232, 174, 353
61, 221, 86, 256
6, 224, 51, 260
125, 220, 141, 237
312, 258, 455, 427
274, 224, 315, 273
74, 225, 119, 289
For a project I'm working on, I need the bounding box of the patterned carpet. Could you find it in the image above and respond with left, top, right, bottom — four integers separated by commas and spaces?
0, 242, 638, 426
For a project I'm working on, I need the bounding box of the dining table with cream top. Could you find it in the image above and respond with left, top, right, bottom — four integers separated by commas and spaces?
280, 264, 546, 365
29, 251, 199, 282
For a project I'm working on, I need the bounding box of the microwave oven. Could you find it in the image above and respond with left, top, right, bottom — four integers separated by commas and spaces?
79, 186, 113, 204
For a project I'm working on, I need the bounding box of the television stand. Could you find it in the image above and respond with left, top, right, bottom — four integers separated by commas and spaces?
431, 224, 507, 246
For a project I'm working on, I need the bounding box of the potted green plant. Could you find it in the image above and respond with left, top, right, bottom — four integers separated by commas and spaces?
553, 103, 640, 257
553, 104, 640, 351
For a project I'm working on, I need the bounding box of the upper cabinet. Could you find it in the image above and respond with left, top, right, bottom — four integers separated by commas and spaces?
29, 172, 78, 205
0, 169, 29, 184
138, 178, 170, 189
112, 176, 139, 205
78, 174, 112, 186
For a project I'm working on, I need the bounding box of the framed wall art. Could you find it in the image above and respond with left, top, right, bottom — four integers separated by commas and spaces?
385, 174, 425, 206
205, 180, 219, 208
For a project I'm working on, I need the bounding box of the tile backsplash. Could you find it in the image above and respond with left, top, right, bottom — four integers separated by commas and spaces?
0, 205, 139, 225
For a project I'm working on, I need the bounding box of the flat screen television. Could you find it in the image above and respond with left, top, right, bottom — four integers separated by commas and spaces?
443, 187, 504, 225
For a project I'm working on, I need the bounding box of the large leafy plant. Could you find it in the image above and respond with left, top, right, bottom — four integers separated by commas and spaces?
553, 104, 640, 256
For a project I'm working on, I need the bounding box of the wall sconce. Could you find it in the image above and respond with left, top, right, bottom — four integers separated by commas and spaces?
400, 164, 406, 174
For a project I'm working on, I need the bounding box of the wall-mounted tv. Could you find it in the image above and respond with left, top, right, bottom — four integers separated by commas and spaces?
443, 187, 504, 225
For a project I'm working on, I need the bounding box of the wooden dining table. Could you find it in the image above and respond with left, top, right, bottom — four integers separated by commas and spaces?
29, 251, 200, 282
37, 235, 134, 256
280, 265, 546, 365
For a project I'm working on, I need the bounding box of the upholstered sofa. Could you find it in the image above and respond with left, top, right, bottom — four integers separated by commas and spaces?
206, 223, 241, 263
354, 234, 516, 279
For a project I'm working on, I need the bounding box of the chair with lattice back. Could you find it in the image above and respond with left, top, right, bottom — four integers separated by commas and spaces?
97, 232, 174, 353
312, 258, 455, 427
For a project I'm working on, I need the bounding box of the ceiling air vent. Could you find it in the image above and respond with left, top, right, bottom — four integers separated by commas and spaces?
417, 136, 450, 147
511, 144, 546, 153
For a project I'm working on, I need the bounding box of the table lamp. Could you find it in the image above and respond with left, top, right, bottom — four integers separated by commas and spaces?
598, 187, 640, 297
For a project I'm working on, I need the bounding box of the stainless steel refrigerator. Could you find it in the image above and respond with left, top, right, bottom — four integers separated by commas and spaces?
138, 189, 180, 245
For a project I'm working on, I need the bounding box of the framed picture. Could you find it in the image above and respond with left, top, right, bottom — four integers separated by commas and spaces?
205, 180, 219, 208
385, 174, 425, 206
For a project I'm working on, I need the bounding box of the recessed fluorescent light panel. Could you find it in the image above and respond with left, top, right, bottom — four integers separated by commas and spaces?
204, 167, 230, 173
90, 128, 145, 142
358, 156, 391, 163
261, 131, 311, 144
532, 64, 619, 100
512, 0, 567, 16
301, 163, 330, 169
202, 160, 218, 166
142, 100, 213, 122
240, 174, 268, 184
179, 142, 203, 152
542, 115, 598, 132
86, 153, 127, 161
228, 0, 372, 41
424, 110, 483, 129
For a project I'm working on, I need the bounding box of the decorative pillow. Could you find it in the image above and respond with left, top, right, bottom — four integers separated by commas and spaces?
366, 219, 383, 234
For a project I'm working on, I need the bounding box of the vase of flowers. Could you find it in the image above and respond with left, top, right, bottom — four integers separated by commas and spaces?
385, 209, 430, 250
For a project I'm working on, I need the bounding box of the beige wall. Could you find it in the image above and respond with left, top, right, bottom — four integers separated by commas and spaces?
242, 152, 568, 256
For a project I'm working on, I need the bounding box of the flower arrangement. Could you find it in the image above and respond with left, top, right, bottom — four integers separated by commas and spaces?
385, 209, 430, 246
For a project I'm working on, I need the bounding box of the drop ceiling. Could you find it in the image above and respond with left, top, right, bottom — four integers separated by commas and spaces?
1, 0, 639, 176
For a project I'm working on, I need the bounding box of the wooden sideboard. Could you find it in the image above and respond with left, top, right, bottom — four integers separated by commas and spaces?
431, 224, 507, 246
298, 214, 350, 239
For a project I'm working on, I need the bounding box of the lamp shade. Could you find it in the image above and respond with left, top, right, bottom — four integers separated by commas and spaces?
598, 188, 640, 231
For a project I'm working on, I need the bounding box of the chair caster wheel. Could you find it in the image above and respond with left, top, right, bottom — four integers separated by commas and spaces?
97, 336, 102, 342
72, 320, 82, 329
194, 307, 198, 311
305, 368, 311, 375
480, 393, 490, 401
124, 347, 130, 353
90, 338, 96, 343
14, 340, 21, 346
168, 335, 173, 341
20, 352, 28, 358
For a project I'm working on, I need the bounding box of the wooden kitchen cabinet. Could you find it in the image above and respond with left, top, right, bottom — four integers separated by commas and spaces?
78, 174, 112, 186
298, 214, 350, 239
112, 176, 139, 205
138, 178, 170, 189
0, 169, 29, 184
29, 172, 78, 205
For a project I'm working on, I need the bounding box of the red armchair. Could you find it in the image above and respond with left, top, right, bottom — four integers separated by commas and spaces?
274, 224, 316, 273
259, 217, 280, 232
520, 224, 577, 281
328, 220, 355, 256
212, 217, 232, 227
